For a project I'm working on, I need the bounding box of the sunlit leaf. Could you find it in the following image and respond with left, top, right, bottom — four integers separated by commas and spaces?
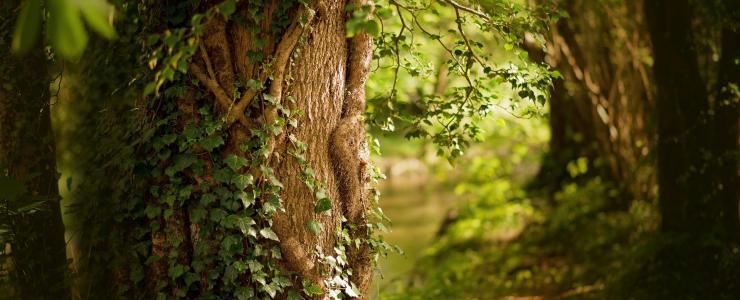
306, 220, 322, 235
259, 228, 279, 241
78, 0, 117, 39
48, 0, 89, 59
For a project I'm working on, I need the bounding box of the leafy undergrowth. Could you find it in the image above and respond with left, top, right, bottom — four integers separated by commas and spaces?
381, 177, 654, 300
381, 169, 740, 300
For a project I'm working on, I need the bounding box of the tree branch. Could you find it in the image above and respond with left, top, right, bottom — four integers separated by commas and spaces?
190, 62, 250, 126
443, 0, 490, 22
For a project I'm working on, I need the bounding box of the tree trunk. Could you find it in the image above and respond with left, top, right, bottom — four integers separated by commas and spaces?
645, 0, 730, 234
715, 22, 740, 242
532, 0, 655, 206
113, 1, 376, 298
0, 1, 69, 298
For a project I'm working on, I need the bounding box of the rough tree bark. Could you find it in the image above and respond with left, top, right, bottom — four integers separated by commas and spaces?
143, 0, 376, 298
0, 1, 69, 298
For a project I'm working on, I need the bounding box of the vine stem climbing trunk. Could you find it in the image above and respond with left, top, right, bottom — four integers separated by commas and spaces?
332, 0, 374, 294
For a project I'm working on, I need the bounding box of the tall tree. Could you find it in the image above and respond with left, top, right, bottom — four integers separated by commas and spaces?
645, 0, 738, 236
0, 1, 69, 298
531, 0, 655, 205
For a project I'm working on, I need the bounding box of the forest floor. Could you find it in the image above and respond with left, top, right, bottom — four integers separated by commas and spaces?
371, 153, 655, 300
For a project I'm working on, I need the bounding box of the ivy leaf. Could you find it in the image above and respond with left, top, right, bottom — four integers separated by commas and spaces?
236, 287, 255, 300
200, 193, 216, 206
168, 264, 187, 280
287, 289, 305, 300
129, 265, 144, 283
200, 135, 224, 152
224, 154, 248, 171
271, 246, 282, 259
11, 0, 42, 54
314, 198, 332, 213
246, 259, 263, 272
236, 216, 255, 234
144, 205, 161, 219
345, 284, 360, 298
236, 191, 255, 208
232, 174, 254, 190
302, 280, 324, 297
166, 154, 197, 177
210, 208, 227, 222
264, 282, 278, 298
214, 168, 232, 183
259, 228, 279, 241
306, 220, 322, 236
218, 0, 237, 19
191, 207, 207, 223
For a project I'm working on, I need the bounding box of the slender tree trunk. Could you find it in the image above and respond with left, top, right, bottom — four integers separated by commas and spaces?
0, 2, 69, 298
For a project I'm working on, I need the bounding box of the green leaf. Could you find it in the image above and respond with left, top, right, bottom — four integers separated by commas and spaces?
232, 174, 253, 190
264, 282, 278, 298
224, 154, 248, 171
78, 0, 117, 39
210, 208, 227, 222
236, 216, 255, 234
200, 135, 224, 151
302, 280, 324, 297
287, 289, 305, 300
247, 260, 263, 272
218, 0, 237, 19
144, 205, 161, 219
191, 207, 207, 223
168, 264, 187, 280
345, 285, 359, 298
306, 220, 322, 236
48, 0, 89, 59
376, 7, 393, 19
236, 287, 255, 300
200, 193, 216, 206
12, 0, 42, 54
214, 168, 232, 183
314, 198, 332, 213
363, 19, 380, 36
345, 19, 362, 37
236, 191, 255, 208
259, 228, 279, 241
